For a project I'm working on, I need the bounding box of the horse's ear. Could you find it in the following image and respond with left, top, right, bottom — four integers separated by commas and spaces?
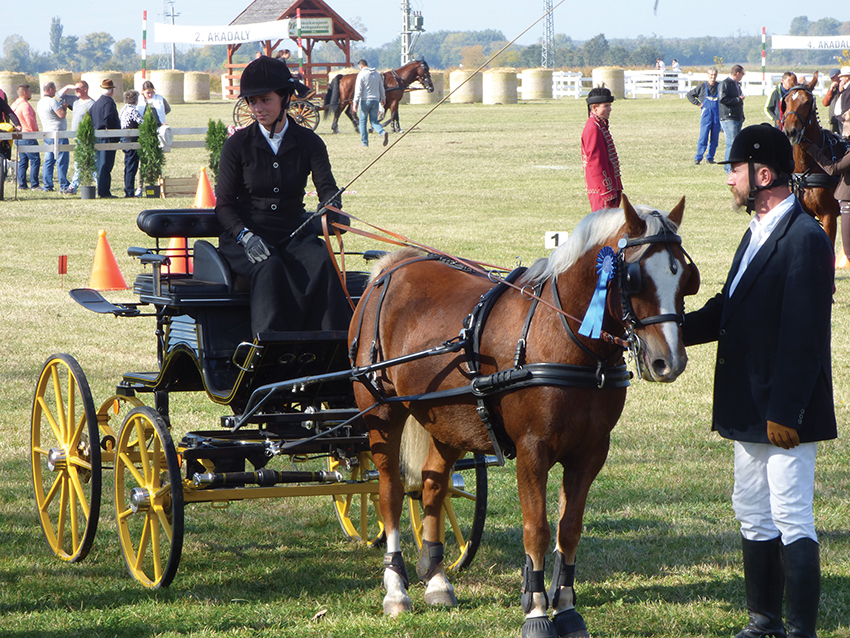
683, 262, 701, 297
667, 196, 686, 228
808, 73, 818, 91
622, 194, 647, 237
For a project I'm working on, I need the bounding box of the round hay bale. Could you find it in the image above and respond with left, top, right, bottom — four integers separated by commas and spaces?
521, 68, 553, 100
184, 72, 210, 101
591, 67, 625, 101
449, 70, 482, 104
39, 71, 74, 94
81, 71, 123, 96
0, 72, 26, 102
152, 70, 184, 104
410, 71, 444, 104
483, 69, 517, 105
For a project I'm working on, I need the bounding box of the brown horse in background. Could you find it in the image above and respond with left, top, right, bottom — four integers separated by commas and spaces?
781, 72, 840, 251
348, 197, 700, 638
323, 59, 433, 134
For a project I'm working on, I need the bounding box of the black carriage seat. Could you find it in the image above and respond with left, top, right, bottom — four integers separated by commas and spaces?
122, 209, 369, 404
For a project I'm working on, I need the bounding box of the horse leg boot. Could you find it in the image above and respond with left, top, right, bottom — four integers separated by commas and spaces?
735, 537, 787, 638
382, 530, 413, 616
782, 538, 820, 638
522, 554, 558, 638
550, 550, 589, 638
416, 540, 457, 607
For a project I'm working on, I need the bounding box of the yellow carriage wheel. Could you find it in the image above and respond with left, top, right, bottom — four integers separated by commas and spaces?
290, 100, 320, 131
31, 354, 101, 562
329, 451, 385, 547
408, 454, 488, 572
114, 407, 184, 589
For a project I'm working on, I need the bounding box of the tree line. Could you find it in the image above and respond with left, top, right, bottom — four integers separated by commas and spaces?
2, 15, 848, 77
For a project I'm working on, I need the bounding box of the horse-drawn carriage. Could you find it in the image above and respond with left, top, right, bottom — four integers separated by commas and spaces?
231, 60, 434, 134
32, 197, 699, 637
31, 207, 489, 589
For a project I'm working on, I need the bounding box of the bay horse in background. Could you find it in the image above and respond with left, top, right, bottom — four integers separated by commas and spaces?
781, 71, 841, 251
323, 59, 434, 134
348, 196, 700, 638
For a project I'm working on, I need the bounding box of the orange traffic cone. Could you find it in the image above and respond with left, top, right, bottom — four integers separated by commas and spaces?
193, 167, 216, 209
89, 230, 127, 291
165, 236, 193, 274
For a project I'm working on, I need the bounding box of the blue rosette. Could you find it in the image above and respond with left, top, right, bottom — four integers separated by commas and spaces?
578, 246, 617, 339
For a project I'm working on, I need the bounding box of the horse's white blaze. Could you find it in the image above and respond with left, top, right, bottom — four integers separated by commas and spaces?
642, 251, 686, 373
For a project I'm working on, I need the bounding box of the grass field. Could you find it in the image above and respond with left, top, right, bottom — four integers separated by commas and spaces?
1, 94, 849, 638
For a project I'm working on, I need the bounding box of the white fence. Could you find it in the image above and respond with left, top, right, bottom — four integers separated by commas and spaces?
0, 127, 207, 156
535, 70, 831, 100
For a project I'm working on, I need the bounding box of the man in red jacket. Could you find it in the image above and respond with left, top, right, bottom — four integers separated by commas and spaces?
581, 87, 622, 212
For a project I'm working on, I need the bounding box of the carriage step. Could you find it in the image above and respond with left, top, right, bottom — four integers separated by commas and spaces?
69, 288, 141, 316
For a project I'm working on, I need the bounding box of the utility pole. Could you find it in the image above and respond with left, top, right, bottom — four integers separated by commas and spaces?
542, 0, 554, 68
400, 0, 424, 65
166, 0, 180, 70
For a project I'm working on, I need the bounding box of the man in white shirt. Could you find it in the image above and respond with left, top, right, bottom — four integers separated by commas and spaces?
684, 124, 835, 638
36, 81, 69, 192
58, 81, 95, 194
351, 59, 388, 147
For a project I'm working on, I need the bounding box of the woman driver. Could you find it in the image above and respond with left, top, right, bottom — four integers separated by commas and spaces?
215, 56, 352, 338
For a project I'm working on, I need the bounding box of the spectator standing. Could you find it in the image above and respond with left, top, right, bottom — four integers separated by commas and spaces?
684, 123, 835, 638
821, 68, 842, 135
11, 84, 39, 190
352, 59, 388, 148
59, 81, 95, 195
581, 86, 622, 211
671, 59, 681, 74
764, 72, 798, 127
120, 90, 144, 198
833, 68, 850, 137
89, 79, 120, 198
687, 67, 721, 165
136, 81, 171, 125
655, 57, 665, 72
719, 64, 746, 173
36, 81, 70, 192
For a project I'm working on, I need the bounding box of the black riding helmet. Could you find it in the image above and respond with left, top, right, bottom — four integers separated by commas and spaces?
719, 123, 795, 213
239, 55, 309, 98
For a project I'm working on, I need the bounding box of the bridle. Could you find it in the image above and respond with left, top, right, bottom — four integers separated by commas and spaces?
612, 213, 697, 375
780, 85, 818, 144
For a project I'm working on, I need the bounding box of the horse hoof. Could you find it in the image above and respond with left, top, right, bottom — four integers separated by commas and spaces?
423, 588, 457, 607
521, 616, 558, 638
382, 595, 413, 617
553, 609, 589, 638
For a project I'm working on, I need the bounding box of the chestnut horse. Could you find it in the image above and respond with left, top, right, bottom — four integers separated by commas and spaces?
348, 197, 700, 638
323, 60, 433, 134
781, 72, 840, 250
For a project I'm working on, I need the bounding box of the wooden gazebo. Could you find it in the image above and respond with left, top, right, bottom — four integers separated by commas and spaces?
224, 0, 364, 99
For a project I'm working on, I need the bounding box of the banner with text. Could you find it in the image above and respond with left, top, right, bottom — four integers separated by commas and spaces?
154, 20, 292, 45
771, 35, 850, 50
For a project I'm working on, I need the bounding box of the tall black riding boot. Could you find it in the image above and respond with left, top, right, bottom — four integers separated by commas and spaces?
734, 537, 787, 638
782, 538, 820, 638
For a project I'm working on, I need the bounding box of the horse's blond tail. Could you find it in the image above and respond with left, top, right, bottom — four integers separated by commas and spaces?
369, 247, 424, 282
399, 415, 431, 492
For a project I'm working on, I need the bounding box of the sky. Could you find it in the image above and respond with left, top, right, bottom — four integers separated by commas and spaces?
1, 0, 846, 55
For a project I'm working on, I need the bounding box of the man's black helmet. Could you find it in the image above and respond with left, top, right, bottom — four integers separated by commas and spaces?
239, 56, 308, 98
719, 123, 795, 178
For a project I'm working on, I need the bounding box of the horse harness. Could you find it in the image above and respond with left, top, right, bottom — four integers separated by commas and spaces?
349, 224, 687, 465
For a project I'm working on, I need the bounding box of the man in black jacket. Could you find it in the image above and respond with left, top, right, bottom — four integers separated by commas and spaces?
684, 124, 836, 638
89, 79, 120, 198
719, 65, 746, 173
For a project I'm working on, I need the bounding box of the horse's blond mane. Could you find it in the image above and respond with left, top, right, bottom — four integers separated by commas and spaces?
520, 205, 680, 286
